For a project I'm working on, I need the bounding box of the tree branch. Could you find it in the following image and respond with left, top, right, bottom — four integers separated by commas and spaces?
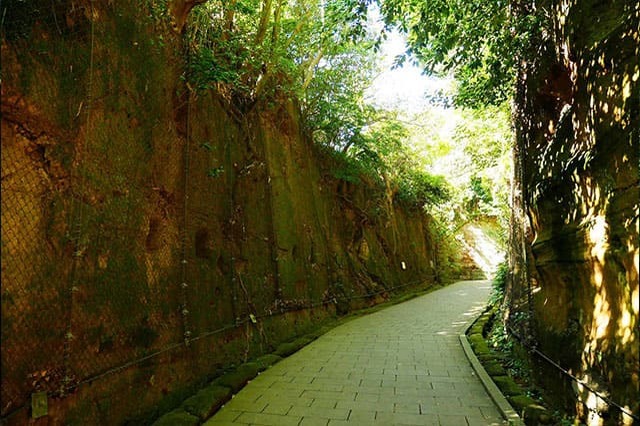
169, 0, 207, 33
254, 0, 274, 45
301, 48, 324, 91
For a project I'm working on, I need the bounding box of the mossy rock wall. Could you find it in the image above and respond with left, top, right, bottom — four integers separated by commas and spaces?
510, 0, 639, 422
0, 2, 439, 424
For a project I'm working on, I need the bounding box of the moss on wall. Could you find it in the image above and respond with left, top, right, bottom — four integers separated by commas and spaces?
0, 1, 442, 424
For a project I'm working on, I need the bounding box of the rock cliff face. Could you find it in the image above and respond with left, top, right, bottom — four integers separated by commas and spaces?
1, 3, 443, 423
509, 0, 639, 422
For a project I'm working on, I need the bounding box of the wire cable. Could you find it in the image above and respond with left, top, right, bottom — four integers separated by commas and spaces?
507, 326, 638, 421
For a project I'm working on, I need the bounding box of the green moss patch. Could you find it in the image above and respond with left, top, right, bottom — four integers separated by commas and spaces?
274, 336, 313, 357
493, 375, 521, 396
181, 385, 231, 420
466, 304, 556, 425
304, 327, 329, 340
255, 354, 282, 371
509, 395, 551, 424
483, 360, 506, 376
215, 363, 261, 393
471, 317, 488, 333
476, 353, 495, 362
508, 394, 537, 409
468, 333, 490, 354
151, 409, 199, 426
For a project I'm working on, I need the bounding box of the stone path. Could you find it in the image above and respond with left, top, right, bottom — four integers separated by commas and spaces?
205, 280, 506, 426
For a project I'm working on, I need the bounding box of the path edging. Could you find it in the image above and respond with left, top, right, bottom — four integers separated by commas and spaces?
459, 310, 524, 426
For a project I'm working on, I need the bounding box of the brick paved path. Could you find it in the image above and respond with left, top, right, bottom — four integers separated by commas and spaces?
206, 280, 506, 425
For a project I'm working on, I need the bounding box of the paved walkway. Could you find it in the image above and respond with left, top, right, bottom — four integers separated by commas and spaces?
205, 280, 506, 426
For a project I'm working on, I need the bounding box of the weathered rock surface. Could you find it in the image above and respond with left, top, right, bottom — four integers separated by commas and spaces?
510, 0, 639, 422
0, 3, 445, 424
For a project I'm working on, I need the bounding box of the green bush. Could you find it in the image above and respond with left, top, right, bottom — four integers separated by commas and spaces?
490, 261, 509, 304
395, 169, 450, 208
188, 46, 242, 91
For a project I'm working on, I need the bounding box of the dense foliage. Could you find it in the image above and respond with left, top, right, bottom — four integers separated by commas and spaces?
378, 0, 540, 107
181, 0, 514, 213
182, 0, 452, 208
185, 0, 374, 104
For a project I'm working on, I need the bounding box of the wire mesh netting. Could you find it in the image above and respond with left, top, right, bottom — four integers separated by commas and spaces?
1, 120, 70, 412
1, 2, 186, 416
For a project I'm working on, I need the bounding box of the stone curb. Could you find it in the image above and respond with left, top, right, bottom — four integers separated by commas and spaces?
459, 310, 524, 426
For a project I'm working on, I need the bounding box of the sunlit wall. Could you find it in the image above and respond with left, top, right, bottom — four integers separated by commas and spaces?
509, 0, 639, 423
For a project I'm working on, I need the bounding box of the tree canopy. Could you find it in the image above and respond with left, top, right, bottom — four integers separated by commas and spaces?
378, 0, 540, 107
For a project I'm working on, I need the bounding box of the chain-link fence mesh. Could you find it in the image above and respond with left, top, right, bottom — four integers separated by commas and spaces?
1, 119, 70, 414
2, 2, 88, 416
1, 2, 187, 417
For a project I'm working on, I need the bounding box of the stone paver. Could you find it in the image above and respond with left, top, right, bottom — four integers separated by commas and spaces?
205, 280, 507, 426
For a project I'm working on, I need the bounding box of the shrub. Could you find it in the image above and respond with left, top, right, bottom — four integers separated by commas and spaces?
490, 261, 508, 304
